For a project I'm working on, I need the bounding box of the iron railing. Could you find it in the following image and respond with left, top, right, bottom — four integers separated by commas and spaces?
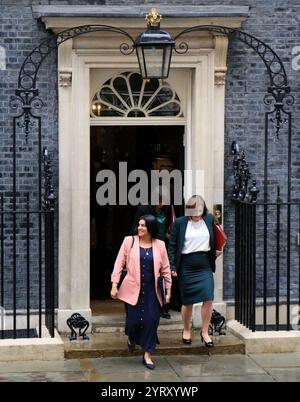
234, 195, 300, 331
0, 193, 55, 339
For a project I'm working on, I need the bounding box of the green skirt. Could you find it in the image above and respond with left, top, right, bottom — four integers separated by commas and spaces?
179, 252, 214, 305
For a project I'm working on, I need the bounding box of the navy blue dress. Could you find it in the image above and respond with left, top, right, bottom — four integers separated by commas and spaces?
125, 247, 161, 352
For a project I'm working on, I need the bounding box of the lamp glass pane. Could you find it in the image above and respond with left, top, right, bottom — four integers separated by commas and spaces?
162, 46, 172, 77
142, 47, 164, 78
136, 46, 146, 78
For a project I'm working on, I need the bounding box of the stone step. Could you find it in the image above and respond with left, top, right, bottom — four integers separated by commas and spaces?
63, 331, 245, 359
92, 323, 183, 333
92, 312, 183, 333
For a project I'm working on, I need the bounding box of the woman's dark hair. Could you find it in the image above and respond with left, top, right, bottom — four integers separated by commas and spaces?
134, 214, 158, 238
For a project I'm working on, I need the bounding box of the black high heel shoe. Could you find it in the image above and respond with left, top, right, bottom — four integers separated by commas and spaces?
182, 330, 192, 345
200, 331, 214, 347
127, 339, 135, 353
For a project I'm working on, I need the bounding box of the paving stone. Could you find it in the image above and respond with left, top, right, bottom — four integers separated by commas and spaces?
183, 374, 274, 382
0, 371, 87, 382
266, 368, 300, 382
90, 371, 182, 382
0, 359, 81, 374
249, 352, 300, 368
1, 351, 300, 382
88, 356, 173, 373
166, 354, 266, 377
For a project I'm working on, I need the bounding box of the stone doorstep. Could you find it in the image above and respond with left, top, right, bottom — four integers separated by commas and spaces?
92, 311, 182, 324
93, 324, 183, 333
92, 320, 183, 333
63, 331, 245, 359
92, 312, 183, 333
0, 328, 65, 362
227, 320, 300, 354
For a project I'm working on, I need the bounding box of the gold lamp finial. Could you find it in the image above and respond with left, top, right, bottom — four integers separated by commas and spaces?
145, 8, 162, 27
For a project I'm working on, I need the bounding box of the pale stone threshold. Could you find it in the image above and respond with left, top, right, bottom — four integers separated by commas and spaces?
227, 320, 300, 354
0, 327, 64, 361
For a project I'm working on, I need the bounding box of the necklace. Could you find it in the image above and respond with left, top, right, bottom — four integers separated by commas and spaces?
140, 238, 152, 255
144, 247, 151, 256
141, 246, 151, 255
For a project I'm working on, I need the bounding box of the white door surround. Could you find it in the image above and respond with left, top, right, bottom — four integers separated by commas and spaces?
45, 15, 247, 332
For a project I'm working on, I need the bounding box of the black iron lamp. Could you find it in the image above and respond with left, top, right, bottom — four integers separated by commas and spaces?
134, 8, 175, 79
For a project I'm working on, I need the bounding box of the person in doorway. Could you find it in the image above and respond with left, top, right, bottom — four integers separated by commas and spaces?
111, 214, 172, 369
168, 195, 222, 348
131, 186, 175, 319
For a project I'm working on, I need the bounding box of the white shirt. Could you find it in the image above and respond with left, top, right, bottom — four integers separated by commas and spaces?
181, 219, 211, 254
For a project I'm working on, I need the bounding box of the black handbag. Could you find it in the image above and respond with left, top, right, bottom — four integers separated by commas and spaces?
118, 236, 134, 289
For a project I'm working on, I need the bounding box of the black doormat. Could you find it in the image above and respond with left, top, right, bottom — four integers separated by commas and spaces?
0, 329, 38, 339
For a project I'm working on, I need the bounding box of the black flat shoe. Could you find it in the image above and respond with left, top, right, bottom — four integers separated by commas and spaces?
142, 357, 155, 370
182, 330, 192, 344
200, 331, 214, 347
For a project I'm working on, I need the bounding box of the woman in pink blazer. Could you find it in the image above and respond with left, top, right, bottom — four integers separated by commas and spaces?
111, 214, 172, 369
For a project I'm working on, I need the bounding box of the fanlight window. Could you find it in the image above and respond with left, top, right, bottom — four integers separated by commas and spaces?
91, 72, 183, 118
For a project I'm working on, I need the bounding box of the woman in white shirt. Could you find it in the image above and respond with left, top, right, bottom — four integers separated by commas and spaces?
168, 195, 222, 347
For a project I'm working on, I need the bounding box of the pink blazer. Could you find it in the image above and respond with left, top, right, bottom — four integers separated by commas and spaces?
111, 235, 172, 306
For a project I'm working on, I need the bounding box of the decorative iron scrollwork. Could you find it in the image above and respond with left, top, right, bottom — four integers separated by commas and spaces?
17, 25, 135, 91
11, 23, 293, 139
174, 25, 294, 137
66, 313, 90, 341
11, 25, 135, 139
174, 41, 188, 54
209, 309, 226, 336
10, 89, 44, 142
119, 42, 135, 55
264, 86, 295, 137
231, 141, 259, 203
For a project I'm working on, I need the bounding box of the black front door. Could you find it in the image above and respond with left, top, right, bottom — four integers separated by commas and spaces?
90, 125, 184, 300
